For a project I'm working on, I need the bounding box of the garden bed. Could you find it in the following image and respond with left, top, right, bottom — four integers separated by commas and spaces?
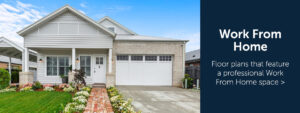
0, 91, 72, 113
107, 87, 140, 113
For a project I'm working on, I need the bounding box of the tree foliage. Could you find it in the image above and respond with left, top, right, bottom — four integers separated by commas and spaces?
0, 68, 10, 89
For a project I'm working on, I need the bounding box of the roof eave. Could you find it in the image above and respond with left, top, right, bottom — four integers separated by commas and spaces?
98, 16, 137, 35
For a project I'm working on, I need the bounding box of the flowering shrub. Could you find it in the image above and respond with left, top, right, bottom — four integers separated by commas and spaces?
75, 91, 89, 97
59, 83, 70, 89
107, 87, 138, 113
64, 88, 90, 113
73, 98, 87, 104
10, 83, 17, 88
20, 86, 33, 92
63, 87, 75, 93
0, 88, 16, 93
43, 84, 54, 88
73, 95, 87, 100
44, 87, 54, 91
21, 83, 33, 88
80, 86, 91, 92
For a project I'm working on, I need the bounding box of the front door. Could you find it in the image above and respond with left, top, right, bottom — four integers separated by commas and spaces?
93, 55, 106, 83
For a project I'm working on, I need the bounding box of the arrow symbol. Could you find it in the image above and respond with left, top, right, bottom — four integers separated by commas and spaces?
281, 80, 285, 85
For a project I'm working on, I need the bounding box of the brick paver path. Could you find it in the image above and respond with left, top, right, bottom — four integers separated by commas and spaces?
84, 88, 114, 113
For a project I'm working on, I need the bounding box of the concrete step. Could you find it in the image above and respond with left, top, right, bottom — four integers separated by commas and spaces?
92, 83, 106, 88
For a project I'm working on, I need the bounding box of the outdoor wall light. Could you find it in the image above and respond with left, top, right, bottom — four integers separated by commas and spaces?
76, 58, 79, 63
39, 59, 43, 63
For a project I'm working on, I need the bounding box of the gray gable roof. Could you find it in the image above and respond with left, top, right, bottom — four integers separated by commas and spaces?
185, 49, 200, 61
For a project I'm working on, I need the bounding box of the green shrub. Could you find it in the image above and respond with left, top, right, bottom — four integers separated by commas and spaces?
182, 74, 193, 88
32, 81, 42, 90
0, 68, 10, 89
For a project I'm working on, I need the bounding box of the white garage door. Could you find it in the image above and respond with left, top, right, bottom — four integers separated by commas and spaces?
116, 55, 172, 86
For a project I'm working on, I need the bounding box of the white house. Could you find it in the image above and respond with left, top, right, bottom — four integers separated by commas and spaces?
17, 5, 187, 87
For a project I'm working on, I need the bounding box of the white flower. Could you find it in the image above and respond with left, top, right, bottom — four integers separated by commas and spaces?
110, 95, 119, 102
73, 96, 87, 100
75, 91, 89, 97
0, 88, 16, 93
74, 104, 86, 111
63, 87, 75, 92
64, 102, 78, 113
73, 97, 87, 104
44, 87, 54, 91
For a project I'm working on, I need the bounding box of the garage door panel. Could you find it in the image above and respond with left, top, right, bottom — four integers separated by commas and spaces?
116, 55, 172, 86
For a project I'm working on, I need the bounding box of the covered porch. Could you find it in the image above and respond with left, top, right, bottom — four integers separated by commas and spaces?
0, 37, 37, 85
22, 47, 113, 86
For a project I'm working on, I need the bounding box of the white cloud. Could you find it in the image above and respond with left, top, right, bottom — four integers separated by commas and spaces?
163, 32, 200, 52
78, 10, 86, 14
0, 1, 45, 45
80, 3, 87, 8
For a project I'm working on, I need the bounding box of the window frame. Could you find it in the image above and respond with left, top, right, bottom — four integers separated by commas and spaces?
131, 55, 143, 61
159, 55, 172, 61
145, 55, 158, 61
107, 27, 116, 33
117, 55, 129, 61
46, 56, 70, 76
79, 56, 91, 76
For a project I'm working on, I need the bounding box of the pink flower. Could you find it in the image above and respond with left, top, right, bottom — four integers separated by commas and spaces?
21, 83, 33, 88
10, 83, 17, 87
59, 83, 69, 89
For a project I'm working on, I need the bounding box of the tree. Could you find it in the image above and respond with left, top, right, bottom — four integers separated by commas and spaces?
0, 68, 10, 89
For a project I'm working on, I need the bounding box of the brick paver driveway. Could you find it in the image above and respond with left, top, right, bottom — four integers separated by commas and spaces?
117, 86, 200, 113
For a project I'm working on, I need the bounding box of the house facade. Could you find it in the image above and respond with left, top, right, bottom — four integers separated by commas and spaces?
17, 5, 187, 87
185, 49, 200, 67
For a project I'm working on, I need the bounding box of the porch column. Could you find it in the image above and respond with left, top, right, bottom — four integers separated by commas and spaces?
19, 47, 33, 86
24, 47, 29, 72
8, 57, 11, 85
72, 48, 76, 70
108, 48, 112, 73
69, 48, 76, 83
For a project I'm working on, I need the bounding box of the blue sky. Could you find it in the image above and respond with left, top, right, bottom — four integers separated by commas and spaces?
0, 0, 200, 52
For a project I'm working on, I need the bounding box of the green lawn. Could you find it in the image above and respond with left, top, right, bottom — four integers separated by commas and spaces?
0, 91, 72, 113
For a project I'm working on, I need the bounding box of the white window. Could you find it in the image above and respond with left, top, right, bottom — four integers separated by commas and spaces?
117, 55, 129, 61
96, 57, 103, 64
47, 57, 57, 76
145, 56, 157, 61
159, 56, 172, 61
131, 55, 143, 61
108, 27, 115, 33
47, 56, 69, 76
59, 57, 69, 75
80, 56, 91, 76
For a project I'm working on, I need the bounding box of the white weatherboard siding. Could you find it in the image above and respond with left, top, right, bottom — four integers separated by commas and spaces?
99, 19, 132, 35
36, 50, 71, 84
24, 11, 113, 48
116, 56, 172, 86
0, 41, 11, 47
